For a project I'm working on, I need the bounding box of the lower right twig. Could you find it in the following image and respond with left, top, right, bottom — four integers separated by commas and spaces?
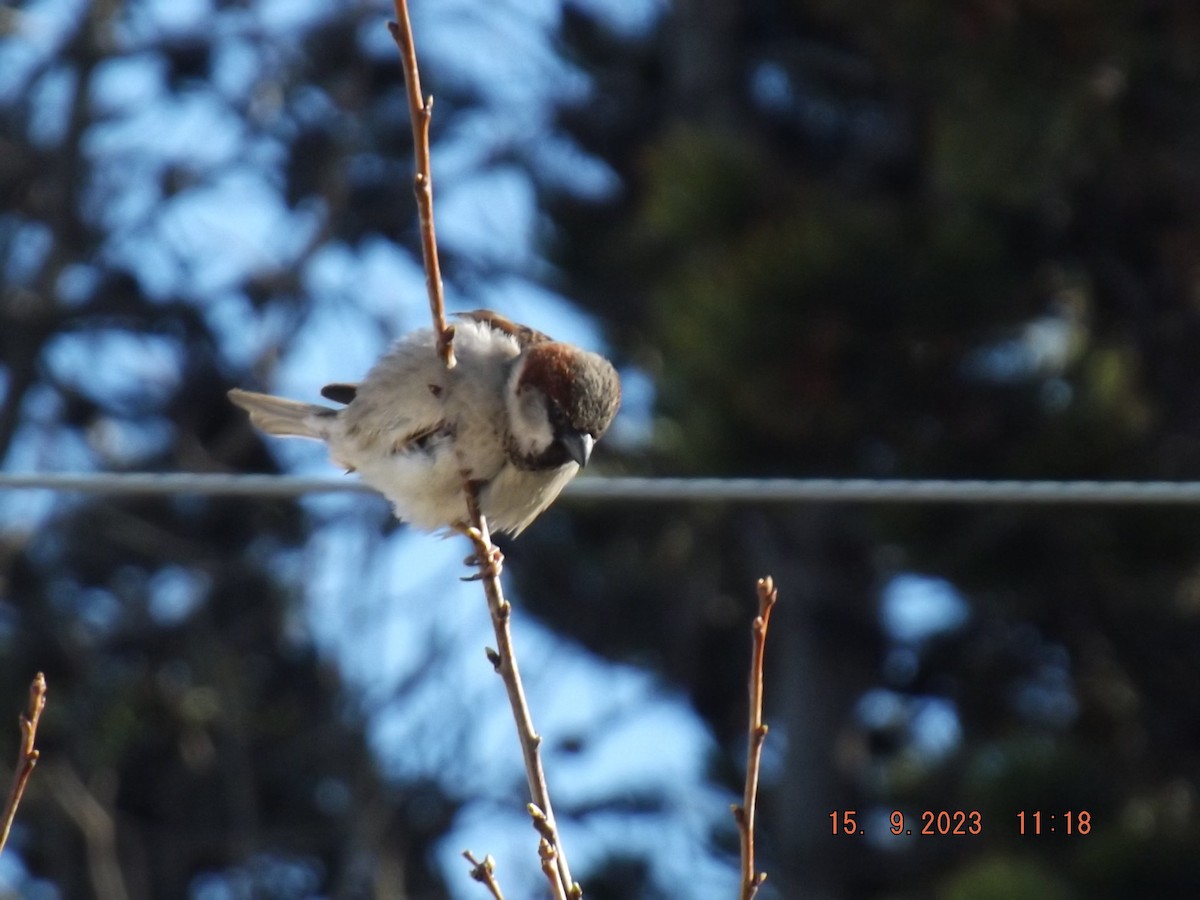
0, 673, 47, 857
733, 577, 777, 899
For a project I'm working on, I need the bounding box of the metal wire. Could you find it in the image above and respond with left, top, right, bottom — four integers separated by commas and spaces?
4, 472, 1200, 504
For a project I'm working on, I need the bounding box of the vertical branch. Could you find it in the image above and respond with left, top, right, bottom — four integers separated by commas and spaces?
0, 673, 47, 856
733, 577, 777, 899
387, 5, 576, 895
388, 0, 455, 368
461, 486, 579, 899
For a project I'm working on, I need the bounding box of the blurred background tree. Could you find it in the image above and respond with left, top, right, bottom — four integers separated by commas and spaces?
2, 0, 1200, 898
521, 0, 1200, 896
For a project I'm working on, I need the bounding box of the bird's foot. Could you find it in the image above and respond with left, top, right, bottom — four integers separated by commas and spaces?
458, 526, 504, 580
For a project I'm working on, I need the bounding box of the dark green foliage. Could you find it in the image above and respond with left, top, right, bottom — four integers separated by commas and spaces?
515, 1, 1200, 895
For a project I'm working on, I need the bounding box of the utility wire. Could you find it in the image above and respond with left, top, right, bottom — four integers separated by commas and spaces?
4, 473, 1200, 504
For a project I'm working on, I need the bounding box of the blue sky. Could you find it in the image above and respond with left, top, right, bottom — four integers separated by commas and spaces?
1, 1, 739, 896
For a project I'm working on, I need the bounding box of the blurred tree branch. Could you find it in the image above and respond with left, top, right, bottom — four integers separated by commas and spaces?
44, 763, 131, 900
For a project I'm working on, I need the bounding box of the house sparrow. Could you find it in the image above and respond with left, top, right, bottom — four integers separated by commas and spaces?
229, 310, 620, 535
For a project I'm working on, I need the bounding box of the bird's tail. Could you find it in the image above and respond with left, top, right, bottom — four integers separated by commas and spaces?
228, 388, 335, 439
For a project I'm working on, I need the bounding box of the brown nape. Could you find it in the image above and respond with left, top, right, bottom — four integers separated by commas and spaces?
517, 344, 577, 400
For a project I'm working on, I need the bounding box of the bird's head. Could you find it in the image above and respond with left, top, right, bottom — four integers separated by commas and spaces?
505, 343, 621, 471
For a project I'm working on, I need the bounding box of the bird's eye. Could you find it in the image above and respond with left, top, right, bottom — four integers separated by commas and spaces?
546, 401, 572, 431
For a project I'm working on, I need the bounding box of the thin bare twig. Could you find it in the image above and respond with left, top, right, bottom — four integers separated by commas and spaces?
0, 673, 47, 857
462, 850, 506, 900
733, 577, 777, 899
461, 485, 579, 898
388, 0, 455, 368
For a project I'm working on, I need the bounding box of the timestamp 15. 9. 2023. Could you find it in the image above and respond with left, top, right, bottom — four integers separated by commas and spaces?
830, 810, 1092, 837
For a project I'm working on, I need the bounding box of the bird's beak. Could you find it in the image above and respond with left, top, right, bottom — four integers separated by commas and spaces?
561, 431, 594, 467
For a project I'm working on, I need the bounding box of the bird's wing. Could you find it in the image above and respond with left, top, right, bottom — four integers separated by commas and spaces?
390, 420, 453, 454
320, 383, 359, 404
456, 309, 552, 348
336, 338, 453, 463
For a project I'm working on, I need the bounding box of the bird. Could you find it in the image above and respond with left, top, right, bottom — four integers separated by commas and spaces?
228, 310, 621, 536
